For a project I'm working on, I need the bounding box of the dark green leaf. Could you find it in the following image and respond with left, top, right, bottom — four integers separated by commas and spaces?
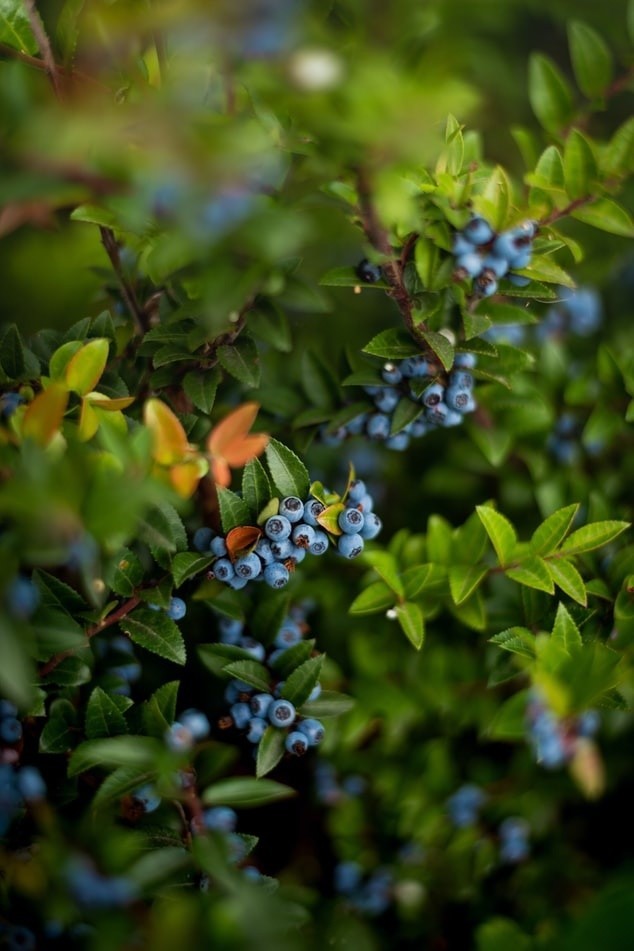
120, 608, 186, 665
68, 736, 162, 777
183, 368, 220, 414
217, 487, 253, 533
281, 655, 324, 707
299, 690, 354, 718
395, 602, 425, 649
264, 438, 310, 499
242, 458, 273, 519
85, 687, 129, 739
476, 505, 518, 566
530, 504, 579, 555
568, 21, 613, 99
171, 552, 214, 587
217, 336, 261, 387
223, 659, 271, 692
362, 329, 421, 360
202, 777, 296, 808
349, 581, 394, 615
0, 0, 37, 54
255, 726, 286, 778
529, 53, 575, 133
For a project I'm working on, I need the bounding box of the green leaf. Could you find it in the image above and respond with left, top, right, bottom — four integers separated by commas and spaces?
0, 0, 37, 53
223, 659, 271, 693
395, 602, 425, 650
0, 324, 26, 379
65, 338, 109, 395
92, 765, 159, 810
85, 687, 129, 739
563, 130, 597, 200
300, 352, 338, 409
487, 690, 529, 739
449, 565, 488, 605
217, 336, 260, 387
489, 627, 536, 660
530, 145, 565, 190
519, 254, 575, 288
571, 199, 634, 238
39, 698, 79, 753
216, 487, 253, 533
320, 265, 388, 288
255, 726, 286, 778
476, 917, 532, 951
530, 504, 579, 555
475, 165, 511, 231
422, 331, 454, 371
264, 438, 310, 499
476, 505, 518, 566
602, 118, 634, 179
141, 503, 188, 558
362, 328, 421, 360
269, 639, 315, 678
568, 21, 613, 99
242, 458, 273, 518
281, 655, 324, 707
183, 368, 220, 414
299, 690, 354, 718
546, 558, 587, 606
506, 556, 555, 594
401, 565, 445, 599
349, 581, 394, 615
68, 736, 162, 777
528, 53, 575, 133
551, 602, 583, 652
120, 608, 186, 665
171, 552, 214, 587
362, 551, 404, 596
559, 520, 630, 556
202, 777, 296, 808
105, 549, 144, 598
248, 305, 292, 353
143, 681, 179, 737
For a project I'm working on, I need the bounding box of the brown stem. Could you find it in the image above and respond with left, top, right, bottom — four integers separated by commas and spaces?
99, 227, 148, 335
39, 595, 141, 678
539, 195, 595, 228
22, 0, 63, 100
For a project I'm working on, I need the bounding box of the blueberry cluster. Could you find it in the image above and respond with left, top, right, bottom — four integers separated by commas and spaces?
537, 286, 602, 341
66, 858, 137, 910
499, 817, 530, 864
447, 783, 487, 829
314, 762, 366, 805
218, 611, 325, 757
324, 353, 478, 451
334, 861, 393, 917
193, 485, 382, 590
165, 708, 212, 753
526, 692, 600, 769
0, 707, 47, 834
452, 215, 538, 295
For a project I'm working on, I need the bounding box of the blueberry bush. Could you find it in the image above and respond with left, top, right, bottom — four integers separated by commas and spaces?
1, 0, 633, 948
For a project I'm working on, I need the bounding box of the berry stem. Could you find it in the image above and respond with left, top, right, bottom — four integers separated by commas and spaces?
539, 195, 596, 228
99, 227, 149, 336
22, 0, 63, 100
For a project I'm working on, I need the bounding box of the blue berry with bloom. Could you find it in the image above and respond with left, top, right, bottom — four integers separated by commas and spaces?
338, 507, 365, 534
210, 535, 228, 557
499, 817, 530, 863
264, 515, 292, 541
213, 558, 235, 582
275, 622, 302, 649
302, 498, 326, 526
167, 597, 187, 621
246, 717, 267, 743
381, 362, 402, 384
269, 699, 296, 728
385, 432, 410, 451
179, 709, 210, 740
356, 259, 382, 283
279, 496, 304, 522
269, 537, 293, 560
366, 413, 391, 440
204, 806, 237, 833
338, 533, 364, 559
291, 523, 316, 549
5, 577, 40, 620
0, 717, 22, 744
463, 215, 494, 245
348, 480, 366, 503
447, 784, 486, 828
250, 693, 273, 717
309, 530, 330, 555
360, 512, 382, 540
219, 617, 244, 644
285, 731, 309, 755
230, 702, 252, 731
240, 637, 266, 661
234, 553, 262, 580
193, 527, 214, 552
297, 718, 325, 746
132, 784, 161, 814
264, 562, 290, 588
374, 387, 400, 413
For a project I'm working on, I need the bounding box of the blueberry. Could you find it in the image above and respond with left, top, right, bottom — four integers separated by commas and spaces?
385, 432, 410, 451
6, 577, 39, 620
297, 718, 325, 745
193, 527, 214, 552
291, 523, 316, 549
481, 254, 509, 278
307, 683, 322, 702
274, 623, 302, 649
167, 597, 187, 621
227, 574, 249, 590
213, 558, 235, 582
456, 252, 484, 278
285, 731, 309, 755
0, 700, 18, 718
289, 545, 306, 564
250, 694, 273, 717
263, 563, 290, 589
279, 497, 305, 523
16, 766, 46, 801
463, 216, 494, 246
225, 679, 252, 703
0, 392, 24, 418
347, 480, 366, 503
246, 717, 267, 743
239, 637, 266, 662
264, 515, 292, 541
447, 784, 486, 828
492, 231, 520, 261
578, 710, 600, 737
219, 616, 244, 644
400, 356, 432, 378
132, 783, 161, 814
422, 381, 445, 407
179, 709, 210, 740
453, 352, 477, 369
357, 493, 374, 513
338, 507, 365, 535
254, 538, 274, 565
309, 530, 330, 555
234, 552, 262, 580
499, 817, 530, 863
334, 861, 362, 894
474, 270, 498, 297
243, 865, 262, 881
381, 362, 402, 384
204, 805, 237, 833
359, 512, 382, 540
374, 387, 400, 414
409, 418, 428, 438
507, 273, 531, 287
366, 413, 391, 440
342, 775, 366, 796
346, 413, 368, 435
425, 402, 452, 426
165, 722, 193, 752
452, 234, 476, 255
302, 499, 326, 527
445, 386, 475, 413
337, 533, 364, 559
356, 259, 382, 283
230, 702, 251, 730
0, 717, 22, 744
321, 425, 347, 446
564, 287, 602, 335
269, 699, 296, 728
210, 536, 228, 557
270, 538, 293, 560
363, 385, 381, 397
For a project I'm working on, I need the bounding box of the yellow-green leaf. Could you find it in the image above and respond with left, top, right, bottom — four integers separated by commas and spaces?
21, 383, 69, 446
476, 505, 517, 566
65, 338, 109, 396
395, 602, 425, 650
546, 558, 587, 606
506, 556, 554, 594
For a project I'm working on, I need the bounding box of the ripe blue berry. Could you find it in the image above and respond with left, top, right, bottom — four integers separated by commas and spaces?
474, 270, 498, 297
239, 637, 266, 662
297, 718, 325, 745
0, 392, 24, 418
463, 215, 494, 246
456, 252, 484, 278
16, 766, 46, 801
335, 861, 362, 894
230, 702, 251, 730
347, 480, 366, 503
0, 717, 22, 743
165, 722, 194, 752
179, 709, 210, 740
359, 512, 382, 540
381, 362, 402, 384
285, 731, 309, 755
409, 418, 428, 437
452, 234, 476, 256
374, 388, 400, 414
279, 497, 305, 522
193, 527, 214, 552
422, 382, 445, 407
454, 352, 477, 369
492, 231, 520, 261
356, 259, 382, 283
269, 699, 296, 728
255, 538, 274, 564
309, 530, 330, 555
400, 355, 432, 378
263, 562, 290, 588
219, 617, 244, 644
366, 413, 391, 440
6, 577, 39, 620
302, 498, 326, 526
167, 597, 187, 621
250, 693, 273, 717
447, 784, 486, 828
291, 523, 316, 548
0, 700, 18, 718
246, 717, 267, 743
275, 623, 302, 649
225, 680, 252, 703
385, 432, 410, 451
578, 709, 600, 737
290, 545, 306, 565
346, 413, 368, 435
481, 254, 509, 278
425, 402, 450, 426
270, 538, 293, 560
227, 574, 248, 590
338, 507, 365, 534
509, 248, 531, 270
357, 493, 374, 513
445, 386, 474, 413
234, 552, 262, 580
132, 783, 161, 814
210, 536, 228, 557
204, 806, 237, 833
507, 273, 531, 287
213, 558, 235, 582
337, 533, 364, 559
449, 369, 474, 388
264, 515, 292, 541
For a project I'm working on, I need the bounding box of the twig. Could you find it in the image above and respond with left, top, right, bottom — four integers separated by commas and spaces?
539, 195, 595, 228
99, 227, 148, 335
23, 0, 63, 100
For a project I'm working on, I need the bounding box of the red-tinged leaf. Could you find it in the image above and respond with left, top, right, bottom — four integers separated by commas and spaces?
222, 434, 270, 467
211, 458, 232, 488
144, 398, 192, 466
169, 460, 206, 499
206, 402, 269, 487
21, 383, 68, 446
207, 402, 260, 456
226, 525, 263, 561
65, 338, 109, 396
